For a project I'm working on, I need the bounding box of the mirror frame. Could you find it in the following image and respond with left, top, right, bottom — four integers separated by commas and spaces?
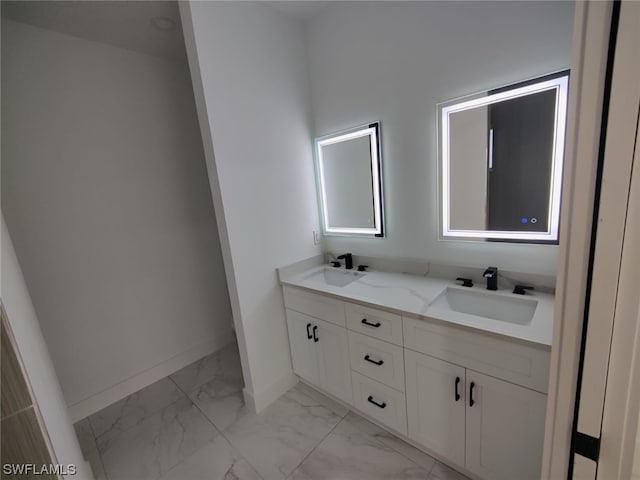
315, 122, 385, 237
438, 72, 569, 242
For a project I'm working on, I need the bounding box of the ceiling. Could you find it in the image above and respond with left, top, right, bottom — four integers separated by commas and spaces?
1, 1, 187, 61
1, 1, 332, 61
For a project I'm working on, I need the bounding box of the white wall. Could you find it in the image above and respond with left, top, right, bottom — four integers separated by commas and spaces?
180, 2, 321, 410
1, 19, 233, 418
307, 1, 575, 276
1, 218, 92, 479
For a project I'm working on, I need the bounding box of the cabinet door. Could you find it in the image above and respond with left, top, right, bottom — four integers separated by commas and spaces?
314, 318, 353, 405
285, 309, 319, 386
465, 370, 547, 480
405, 349, 466, 466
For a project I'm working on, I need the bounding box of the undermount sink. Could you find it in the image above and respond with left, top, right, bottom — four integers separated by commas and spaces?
431, 286, 537, 325
304, 267, 365, 287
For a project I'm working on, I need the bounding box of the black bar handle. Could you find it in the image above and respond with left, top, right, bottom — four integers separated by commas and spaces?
361, 318, 381, 328
456, 277, 473, 288
364, 355, 384, 366
306, 323, 312, 340
367, 396, 387, 409
455, 377, 461, 401
470, 382, 475, 407
312, 325, 318, 342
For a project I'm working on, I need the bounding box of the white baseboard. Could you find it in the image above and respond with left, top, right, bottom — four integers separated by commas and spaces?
243, 370, 298, 413
68, 330, 236, 422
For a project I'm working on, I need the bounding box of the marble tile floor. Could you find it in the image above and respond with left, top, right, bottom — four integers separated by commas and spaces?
74, 342, 470, 480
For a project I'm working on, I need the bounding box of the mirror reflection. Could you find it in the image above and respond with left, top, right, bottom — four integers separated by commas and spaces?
440, 72, 569, 242
315, 123, 384, 236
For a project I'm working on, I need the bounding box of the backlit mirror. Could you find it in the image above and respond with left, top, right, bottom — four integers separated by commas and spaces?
439, 72, 569, 242
315, 122, 384, 236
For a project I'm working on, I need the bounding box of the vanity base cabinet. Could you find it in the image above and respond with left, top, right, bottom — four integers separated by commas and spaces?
285, 307, 353, 406
405, 349, 466, 467
286, 309, 321, 386
465, 371, 546, 480
283, 285, 550, 480
405, 348, 547, 480
314, 318, 353, 405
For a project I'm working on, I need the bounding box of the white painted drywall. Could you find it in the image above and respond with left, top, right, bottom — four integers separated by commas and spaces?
1, 218, 93, 480
307, 1, 575, 276
1, 19, 233, 414
180, 2, 321, 409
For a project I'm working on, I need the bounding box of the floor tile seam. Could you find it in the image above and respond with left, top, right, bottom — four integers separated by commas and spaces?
89, 382, 190, 441
168, 366, 265, 477
86, 415, 111, 480
95, 446, 110, 480
286, 411, 346, 478
167, 374, 189, 396
92, 391, 199, 454
342, 411, 438, 475
89, 373, 220, 480
216, 428, 268, 480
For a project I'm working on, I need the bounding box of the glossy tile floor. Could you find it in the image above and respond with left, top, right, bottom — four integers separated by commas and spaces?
74, 342, 470, 480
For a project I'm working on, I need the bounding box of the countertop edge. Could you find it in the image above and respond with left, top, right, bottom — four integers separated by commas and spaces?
280, 266, 554, 348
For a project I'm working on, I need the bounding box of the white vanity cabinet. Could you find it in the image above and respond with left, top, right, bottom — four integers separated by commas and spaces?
281, 282, 551, 480
465, 370, 546, 480
404, 349, 466, 466
283, 287, 352, 405
403, 315, 550, 480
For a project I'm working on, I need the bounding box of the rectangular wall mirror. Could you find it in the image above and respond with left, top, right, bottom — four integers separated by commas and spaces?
439, 71, 569, 243
315, 122, 385, 236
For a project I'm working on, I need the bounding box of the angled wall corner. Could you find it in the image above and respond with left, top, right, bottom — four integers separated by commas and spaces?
179, 1, 322, 411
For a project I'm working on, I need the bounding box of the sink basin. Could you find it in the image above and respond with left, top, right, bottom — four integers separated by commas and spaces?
431, 287, 537, 325
304, 267, 365, 287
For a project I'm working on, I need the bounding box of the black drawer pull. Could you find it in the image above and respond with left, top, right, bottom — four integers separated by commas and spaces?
367, 396, 387, 409
306, 323, 312, 340
361, 318, 381, 328
312, 325, 318, 342
364, 355, 384, 366
455, 376, 461, 402
470, 382, 475, 407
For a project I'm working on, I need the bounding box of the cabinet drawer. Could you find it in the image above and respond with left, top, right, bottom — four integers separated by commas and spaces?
403, 315, 550, 393
346, 303, 402, 345
348, 331, 405, 392
351, 371, 407, 436
283, 287, 346, 327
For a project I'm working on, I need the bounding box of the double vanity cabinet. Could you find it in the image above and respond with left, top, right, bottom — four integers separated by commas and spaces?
281, 267, 553, 480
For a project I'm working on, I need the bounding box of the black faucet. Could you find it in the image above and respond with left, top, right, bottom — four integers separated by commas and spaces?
513, 285, 534, 295
337, 253, 353, 270
483, 267, 498, 291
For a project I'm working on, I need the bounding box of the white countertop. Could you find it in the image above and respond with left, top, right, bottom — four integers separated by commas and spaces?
279, 264, 554, 347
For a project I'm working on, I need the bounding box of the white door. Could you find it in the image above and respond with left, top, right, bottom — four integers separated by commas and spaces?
314, 317, 353, 404
465, 370, 547, 480
405, 349, 466, 466
560, 3, 640, 478
285, 309, 319, 386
